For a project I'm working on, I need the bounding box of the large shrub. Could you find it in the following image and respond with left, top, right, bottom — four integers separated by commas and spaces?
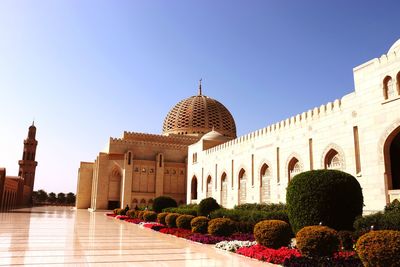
157, 212, 169, 225
253, 220, 292, 249
176, 215, 195, 230
208, 218, 235, 237
286, 170, 363, 233
384, 199, 400, 213
191, 216, 209, 234
356, 230, 400, 267
143, 211, 157, 222
354, 211, 400, 237
198, 197, 220, 216
153, 196, 177, 213
126, 209, 136, 218
210, 208, 289, 224
296, 226, 339, 257
165, 213, 180, 228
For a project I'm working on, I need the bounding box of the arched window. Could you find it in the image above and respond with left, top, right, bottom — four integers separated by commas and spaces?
324, 149, 342, 170
383, 76, 396, 100
140, 199, 146, 207
220, 173, 228, 207
206, 175, 212, 198
288, 157, 301, 182
191, 176, 198, 200
260, 164, 272, 203
238, 169, 246, 205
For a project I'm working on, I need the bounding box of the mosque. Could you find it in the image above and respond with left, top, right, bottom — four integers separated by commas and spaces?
76, 39, 400, 213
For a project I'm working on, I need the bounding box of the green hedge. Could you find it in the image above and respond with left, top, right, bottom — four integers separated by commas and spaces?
234, 203, 286, 213
286, 170, 363, 233
210, 208, 289, 224
354, 211, 400, 236
162, 207, 197, 216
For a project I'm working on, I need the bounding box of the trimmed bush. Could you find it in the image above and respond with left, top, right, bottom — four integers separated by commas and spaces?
198, 197, 220, 216
176, 215, 195, 229
113, 208, 119, 214
191, 216, 210, 234
157, 212, 169, 225
208, 218, 235, 237
116, 208, 125, 215
163, 207, 197, 216
234, 221, 255, 233
356, 230, 400, 267
137, 211, 145, 220
286, 170, 363, 233
143, 211, 157, 222
165, 213, 180, 228
210, 208, 289, 225
153, 196, 177, 213
253, 220, 292, 249
126, 209, 136, 218
296, 226, 339, 257
354, 211, 400, 237
234, 203, 286, 213
385, 199, 400, 213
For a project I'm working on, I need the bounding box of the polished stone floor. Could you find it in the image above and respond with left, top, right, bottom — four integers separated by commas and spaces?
0, 207, 276, 266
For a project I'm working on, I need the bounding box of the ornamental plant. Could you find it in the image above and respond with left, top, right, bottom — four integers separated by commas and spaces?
137, 211, 145, 220
215, 240, 256, 252
296, 226, 340, 257
208, 218, 235, 237
157, 212, 169, 225
165, 213, 180, 228
176, 215, 195, 230
286, 170, 363, 233
356, 230, 400, 267
197, 197, 220, 216
253, 220, 292, 249
191, 216, 209, 234
126, 209, 136, 218
143, 211, 157, 222
153, 196, 177, 213
236, 245, 301, 264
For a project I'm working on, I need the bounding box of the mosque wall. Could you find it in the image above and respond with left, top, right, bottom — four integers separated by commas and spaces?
187, 42, 400, 212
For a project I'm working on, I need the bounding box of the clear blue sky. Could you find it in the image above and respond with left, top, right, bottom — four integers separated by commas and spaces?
0, 0, 399, 193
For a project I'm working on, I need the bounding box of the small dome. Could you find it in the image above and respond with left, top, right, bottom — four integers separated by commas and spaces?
162, 83, 237, 138
388, 39, 400, 54
201, 129, 231, 142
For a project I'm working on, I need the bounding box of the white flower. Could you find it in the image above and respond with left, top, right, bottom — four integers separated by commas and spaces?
215, 240, 257, 252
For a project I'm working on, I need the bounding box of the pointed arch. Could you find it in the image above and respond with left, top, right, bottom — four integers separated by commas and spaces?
260, 163, 272, 203
287, 155, 303, 182
220, 172, 228, 207
321, 143, 346, 170
206, 175, 212, 198
191, 175, 198, 200
108, 165, 122, 201
238, 168, 247, 205
383, 75, 395, 100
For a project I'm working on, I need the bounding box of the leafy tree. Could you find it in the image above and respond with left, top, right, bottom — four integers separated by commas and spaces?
57, 192, 66, 204
48, 192, 57, 203
36, 189, 48, 202
66, 192, 76, 205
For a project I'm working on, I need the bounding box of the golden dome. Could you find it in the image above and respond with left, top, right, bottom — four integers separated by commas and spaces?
162, 83, 237, 138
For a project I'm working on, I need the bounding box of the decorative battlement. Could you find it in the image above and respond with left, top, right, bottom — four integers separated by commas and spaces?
109, 137, 191, 150
204, 97, 343, 155
123, 131, 199, 145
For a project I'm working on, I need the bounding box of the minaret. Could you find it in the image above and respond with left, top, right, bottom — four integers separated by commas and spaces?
18, 122, 38, 205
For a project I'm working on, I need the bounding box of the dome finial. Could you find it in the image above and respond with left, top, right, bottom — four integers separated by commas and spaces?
198, 78, 202, 95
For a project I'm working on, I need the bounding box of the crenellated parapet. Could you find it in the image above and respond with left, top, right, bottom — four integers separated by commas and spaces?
204, 97, 343, 155
123, 131, 199, 145
109, 136, 191, 150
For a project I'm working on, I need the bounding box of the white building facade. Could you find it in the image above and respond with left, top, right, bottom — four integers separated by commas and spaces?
187, 40, 400, 213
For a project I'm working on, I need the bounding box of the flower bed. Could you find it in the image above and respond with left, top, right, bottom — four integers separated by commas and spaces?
143, 223, 166, 231
215, 240, 257, 252
125, 218, 144, 224
236, 245, 301, 264
115, 215, 129, 220
159, 228, 193, 238
105, 213, 117, 217
282, 251, 362, 267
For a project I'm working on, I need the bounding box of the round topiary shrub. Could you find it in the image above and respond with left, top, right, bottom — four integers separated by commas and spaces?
208, 218, 235, 237
126, 209, 136, 218
176, 215, 195, 230
143, 211, 157, 222
137, 211, 145, 220
286, 170, 363, 233
157, 212, 169, 225
296, 226, 340, 257
253, 220, 292, 249
153, 196, 178, 213
116, 208, 125, 215
191, 216, 210, 234
165, 213, 180, 228
356, 230, 400, 267
198, 197, 220, 216
113, 208, 119, 214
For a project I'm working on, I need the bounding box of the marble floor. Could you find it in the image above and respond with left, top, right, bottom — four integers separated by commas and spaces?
0, 207, 277, 266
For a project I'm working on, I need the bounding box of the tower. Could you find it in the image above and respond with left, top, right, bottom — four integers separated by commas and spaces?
18, 122, 38, 205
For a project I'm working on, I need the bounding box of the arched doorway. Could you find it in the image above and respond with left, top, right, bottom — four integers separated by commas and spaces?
220, 173, 227, 207
260, 164, 272, 203
191, 176, 198, 201
238, 169, 246, 205
206, 176, 212, 198
384, 127, 400, 202
107, 166, 121, 210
